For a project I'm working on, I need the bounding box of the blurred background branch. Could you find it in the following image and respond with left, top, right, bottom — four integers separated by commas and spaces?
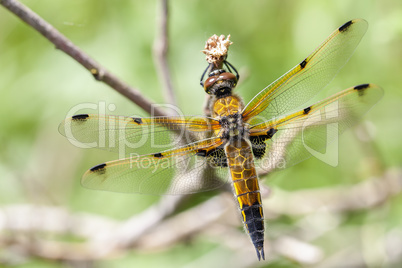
0, 169, 400, 265
0, 0, 401, 267
0, 0, 167, 117
153, 0, 177, 109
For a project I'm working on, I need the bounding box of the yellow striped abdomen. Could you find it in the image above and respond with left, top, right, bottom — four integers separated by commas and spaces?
212, 94, 264, 259
225, 138, 264, 260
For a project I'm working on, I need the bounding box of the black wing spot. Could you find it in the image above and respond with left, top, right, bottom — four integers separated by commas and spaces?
303, 106, 311, 114
250, 129, 276, 159
354, 83, 370, 90
250, 135, 267, 159
266, 128, 278, 139
339, 20, 353, 32
90, 163, 106, 172
354, 84, 370, 97
154, 153, 163, 158
132, 117, 142, 124
207, 148, 228, 167
72, 114, 89, 121
300, 59, 307, 69
196, 150, 207, 157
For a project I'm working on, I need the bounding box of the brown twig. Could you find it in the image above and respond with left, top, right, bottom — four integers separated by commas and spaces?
153, 0, 177, 108
0, 0, 167, 117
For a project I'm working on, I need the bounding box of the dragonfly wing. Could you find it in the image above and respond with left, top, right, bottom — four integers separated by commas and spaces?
243, 19, 368, 125
249, 84, 383, 173
81, 137, 230, 194
59, 114, 220, 156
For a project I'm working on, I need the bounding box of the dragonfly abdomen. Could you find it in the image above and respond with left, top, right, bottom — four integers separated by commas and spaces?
225, 138, 265, 260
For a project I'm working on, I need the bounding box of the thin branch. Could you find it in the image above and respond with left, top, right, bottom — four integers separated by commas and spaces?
153, 0, 177, 108
0, 0, 167, 117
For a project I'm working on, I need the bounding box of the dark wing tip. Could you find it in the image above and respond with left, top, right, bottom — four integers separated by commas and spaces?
90, 163, 107, 172
354, 83, 371, 97
72, 114, 90, 120
354, 83, 370, 90
339, 20, 354, 32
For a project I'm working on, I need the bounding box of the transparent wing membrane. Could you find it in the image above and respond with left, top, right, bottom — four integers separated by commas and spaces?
59, 19, 382, 204
250, 84, 383, 173
243, 19, 368, 125
59, 114, 220, 156
81, 137, 230, 194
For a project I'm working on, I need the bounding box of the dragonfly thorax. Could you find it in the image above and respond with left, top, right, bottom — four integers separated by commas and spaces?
219, 113, 248, 142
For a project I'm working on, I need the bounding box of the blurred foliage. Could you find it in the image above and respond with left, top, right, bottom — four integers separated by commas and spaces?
0, 0, 401, 267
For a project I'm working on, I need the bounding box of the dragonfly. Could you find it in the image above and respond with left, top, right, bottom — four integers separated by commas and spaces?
59, 19, 383, 261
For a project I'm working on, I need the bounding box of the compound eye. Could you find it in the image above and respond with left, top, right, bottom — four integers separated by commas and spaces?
203, 72, 238, 94
204, 76, 218, 94
219, 72, 237, 85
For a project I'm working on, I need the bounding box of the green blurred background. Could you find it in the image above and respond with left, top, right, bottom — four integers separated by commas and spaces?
0, 0, 401, 267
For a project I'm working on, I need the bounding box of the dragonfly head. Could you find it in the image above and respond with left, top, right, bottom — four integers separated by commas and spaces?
204, 69, 237, 97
